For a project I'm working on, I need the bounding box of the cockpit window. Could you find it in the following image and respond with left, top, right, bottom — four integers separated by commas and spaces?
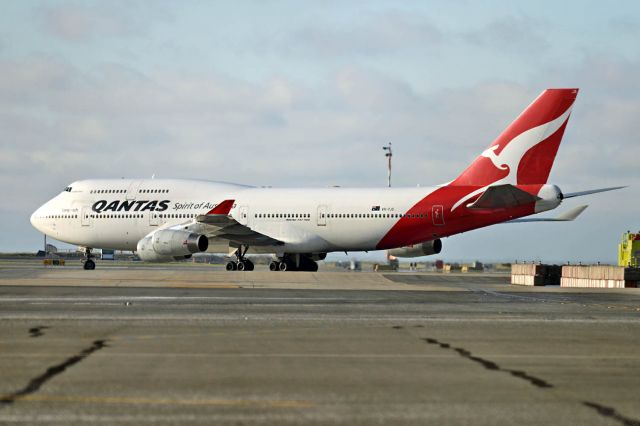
63, 187, 72, 192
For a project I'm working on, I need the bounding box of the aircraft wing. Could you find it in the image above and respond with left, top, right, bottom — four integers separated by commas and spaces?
506, 205, 588, 223
194, 199, 284, 247
467, 184, 541, 210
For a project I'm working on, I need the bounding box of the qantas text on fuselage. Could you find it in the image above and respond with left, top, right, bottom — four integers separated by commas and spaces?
31, 88, 623, 271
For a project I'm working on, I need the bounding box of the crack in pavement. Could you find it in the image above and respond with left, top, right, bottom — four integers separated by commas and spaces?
28, 326, 49, 338
395, 328, 640, 424
421, 337, 553, 388
0, 340, 108, 406
583, 401, 640, 426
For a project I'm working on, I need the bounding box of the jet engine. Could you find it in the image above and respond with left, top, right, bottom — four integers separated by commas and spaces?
387, 239, 442, 258
136, 229, 208, 262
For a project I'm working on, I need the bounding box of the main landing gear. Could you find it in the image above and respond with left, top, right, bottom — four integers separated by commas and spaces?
269, 255, 318, 272
225, 247, 319, 272
81, 247, 96, 270
225, 245, 254, 271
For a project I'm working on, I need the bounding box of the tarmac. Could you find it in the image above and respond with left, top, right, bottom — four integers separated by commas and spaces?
1, 262, 639, 425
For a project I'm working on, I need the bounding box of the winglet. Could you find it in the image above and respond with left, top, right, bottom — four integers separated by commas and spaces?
207, 199, 235, 215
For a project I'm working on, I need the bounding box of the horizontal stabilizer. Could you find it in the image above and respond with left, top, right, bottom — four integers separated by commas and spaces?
562, 186, 625, 199
507, 205, 588, 223
468, 184, 540, 210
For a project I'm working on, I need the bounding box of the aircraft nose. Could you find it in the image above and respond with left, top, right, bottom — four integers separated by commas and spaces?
30, 205, 44, 232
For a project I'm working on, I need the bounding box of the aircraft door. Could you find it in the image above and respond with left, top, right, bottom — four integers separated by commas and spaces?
149, 212, 160, 226
432, 205, 445, 226
81, 206, 92, 226
317, 205, 328, 226
126, 180, 142, 200
238, 205, 249, 226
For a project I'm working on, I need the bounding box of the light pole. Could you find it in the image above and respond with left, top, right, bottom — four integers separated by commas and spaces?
383, 142, 392, 188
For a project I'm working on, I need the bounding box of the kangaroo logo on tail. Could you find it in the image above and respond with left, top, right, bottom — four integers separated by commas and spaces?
450, 89, 577, 212
480, 145, 508, 170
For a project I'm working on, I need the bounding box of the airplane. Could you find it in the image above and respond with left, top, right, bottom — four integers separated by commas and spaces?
30, 88, 623, 271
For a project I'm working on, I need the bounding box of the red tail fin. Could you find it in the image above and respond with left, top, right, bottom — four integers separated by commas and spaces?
453, 88, 578, 186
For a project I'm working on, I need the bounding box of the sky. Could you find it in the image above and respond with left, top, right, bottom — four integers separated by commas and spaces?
1, 0, 639, 263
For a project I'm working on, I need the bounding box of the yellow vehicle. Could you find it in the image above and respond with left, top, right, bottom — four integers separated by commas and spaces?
618, 231, 640, 267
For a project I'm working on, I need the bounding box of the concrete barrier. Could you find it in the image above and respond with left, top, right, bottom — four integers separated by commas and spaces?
511, 264, 561, 286
560, 265, 639, 288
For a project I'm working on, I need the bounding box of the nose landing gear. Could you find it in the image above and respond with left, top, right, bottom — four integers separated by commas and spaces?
80, 247, 96, 270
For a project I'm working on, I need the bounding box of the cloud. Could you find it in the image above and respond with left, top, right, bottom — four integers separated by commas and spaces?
530, 55, 640, 188
462, 15, 550, 53
2, 54, 636, 191
287, 11, 442, 57
609, 17, 640, 35
40, 3, 142, 41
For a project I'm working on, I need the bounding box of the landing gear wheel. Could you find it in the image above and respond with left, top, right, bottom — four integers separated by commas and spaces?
227, 245, 254, 271
299, 257, 318, 272
269, 261, 280, 271
243, 259, 254, 271
279, 261, 292, 272
83, 259, 96, 270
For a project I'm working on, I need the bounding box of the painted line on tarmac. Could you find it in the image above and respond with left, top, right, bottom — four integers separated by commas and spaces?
5, 353, 640, 360
0, 296, 356, 303
0, 314, 638, 323
0, 281, 242, 289
3, 352, 639, 360
12, 394, 314, 409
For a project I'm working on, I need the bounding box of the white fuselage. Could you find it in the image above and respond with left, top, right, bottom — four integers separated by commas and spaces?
30, 179, 436, 255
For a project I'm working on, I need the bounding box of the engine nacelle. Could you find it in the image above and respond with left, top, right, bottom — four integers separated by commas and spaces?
136, 230, 208, 262
388, 239, 442, 258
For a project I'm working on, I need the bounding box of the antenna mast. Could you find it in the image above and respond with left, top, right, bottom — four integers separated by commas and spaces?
383, 142, 392, 187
